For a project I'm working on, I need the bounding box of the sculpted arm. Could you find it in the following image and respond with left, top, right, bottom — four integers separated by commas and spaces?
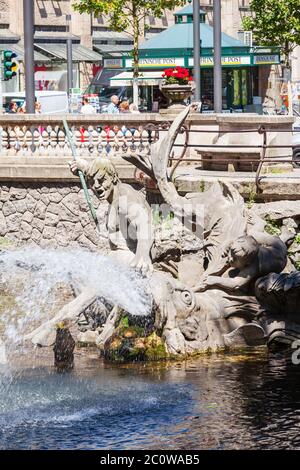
194, 264, 257, 293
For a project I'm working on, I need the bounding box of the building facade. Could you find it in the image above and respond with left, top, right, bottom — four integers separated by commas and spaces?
0, 0, 296, 110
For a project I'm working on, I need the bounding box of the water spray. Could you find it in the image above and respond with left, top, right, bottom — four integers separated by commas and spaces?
63, 119, 99, 229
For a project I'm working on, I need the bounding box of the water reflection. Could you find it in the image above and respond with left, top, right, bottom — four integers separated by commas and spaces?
0, 351, 300, 449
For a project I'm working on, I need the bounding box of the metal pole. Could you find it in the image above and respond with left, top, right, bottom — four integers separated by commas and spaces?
66, 15, 73, 97
23, 0, 35, 114
193, 0, 201, 102
213, 0, 222, 113
0, 55, 3, 114
63, 119, 99, 228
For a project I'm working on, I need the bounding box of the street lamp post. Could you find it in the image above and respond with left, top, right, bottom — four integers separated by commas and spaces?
193, 0, 201, 102
23, 0, 35, 114
66, 14, 73, 99
213, 0, 222, 113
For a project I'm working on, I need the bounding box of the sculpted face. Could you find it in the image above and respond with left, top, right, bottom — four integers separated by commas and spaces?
228, 236, 258, 269
87, 159, 119, 202
91, 172, 114, 201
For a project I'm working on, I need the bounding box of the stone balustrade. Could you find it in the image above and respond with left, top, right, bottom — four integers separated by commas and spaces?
0, 115, 159, 159
0, 113, 294, 163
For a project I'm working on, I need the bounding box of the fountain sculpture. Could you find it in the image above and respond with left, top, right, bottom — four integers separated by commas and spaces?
22, 105, 300, 360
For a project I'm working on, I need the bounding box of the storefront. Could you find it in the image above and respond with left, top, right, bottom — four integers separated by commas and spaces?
107, 6, 280, 112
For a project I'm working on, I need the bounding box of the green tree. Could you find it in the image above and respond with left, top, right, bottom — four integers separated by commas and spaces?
242, 0, 300, 72
74, 0, 185, 106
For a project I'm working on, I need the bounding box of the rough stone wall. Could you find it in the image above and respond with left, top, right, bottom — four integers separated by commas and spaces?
0, 183, 109, 252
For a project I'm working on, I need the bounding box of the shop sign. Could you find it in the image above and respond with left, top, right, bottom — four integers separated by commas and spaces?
253, 54, 280, 65
125, 57, 185, 68
104, 58, 123, 68
189, 56, 251, 67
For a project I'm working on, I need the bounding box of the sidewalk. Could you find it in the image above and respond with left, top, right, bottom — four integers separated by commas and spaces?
172, 166, 300, 201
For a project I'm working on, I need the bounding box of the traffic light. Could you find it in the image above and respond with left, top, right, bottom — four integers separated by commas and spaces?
2, 50, 18, 81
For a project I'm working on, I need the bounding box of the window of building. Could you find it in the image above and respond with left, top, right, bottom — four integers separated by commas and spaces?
35, 25, 67, 33
93, 27, 110, 32
116, 41, 132, 45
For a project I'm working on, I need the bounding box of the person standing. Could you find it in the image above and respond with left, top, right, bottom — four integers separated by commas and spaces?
8, 102, 18, 113
80, 97, 96, 114
106, 95, 119, 114
119, 101, 130, 113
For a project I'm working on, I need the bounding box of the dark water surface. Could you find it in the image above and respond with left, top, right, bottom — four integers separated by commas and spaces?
1, 350, 300, 450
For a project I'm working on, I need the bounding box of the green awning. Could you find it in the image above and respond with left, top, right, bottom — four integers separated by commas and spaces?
0, 42, 51, 62
34, 43, 102, 62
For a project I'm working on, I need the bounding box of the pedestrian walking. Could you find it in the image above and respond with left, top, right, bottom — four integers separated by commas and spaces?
106, 95, 119, 114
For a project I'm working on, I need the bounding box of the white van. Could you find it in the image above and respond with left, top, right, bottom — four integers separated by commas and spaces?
3, 91, 69, 114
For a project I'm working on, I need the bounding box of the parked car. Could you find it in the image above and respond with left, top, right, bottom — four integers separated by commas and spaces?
84, 68, 132, 112
292, 117, 300, 167
3, 91, 68, 114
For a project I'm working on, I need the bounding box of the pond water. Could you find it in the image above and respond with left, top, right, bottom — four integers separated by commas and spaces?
1, 350, 300, 450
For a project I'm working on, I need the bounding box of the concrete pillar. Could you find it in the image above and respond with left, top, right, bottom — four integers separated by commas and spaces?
221, 0, 240, 38
9, 0, 24, 36
292, 46, 300, 82
71, 0, 92, 48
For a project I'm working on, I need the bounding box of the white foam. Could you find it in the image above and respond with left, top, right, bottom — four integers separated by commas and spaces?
0, 247, 152, 344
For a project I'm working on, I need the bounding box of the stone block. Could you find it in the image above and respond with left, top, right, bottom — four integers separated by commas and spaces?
57, 186, 71, 196
14, 199, 27, 214
22, 211, 34, 224
26, 194, 37, 212
44, 212, 59, 227
20, 221, 32, 240
59, 204, 79, 223
40, 186, 50, 194
2, 201, 16, 216
84, 225, 99, 246
29, 189, 41, 200
0, 212, 7, 236
47, 202, 60, 215
49, 192, 63, 203
0, 191, 10, 203
31, 228, 42, 242
42, 226, 56, 239
34, 201, 47, 219
79, 212, 91, 228
31, 217, 44, 233
77, 233, 97, 250
9, 187, 27, 200
55, 221, 74, 246
6, 213, 21, 232
61, 193, 79, 216
40, 194, 50, 206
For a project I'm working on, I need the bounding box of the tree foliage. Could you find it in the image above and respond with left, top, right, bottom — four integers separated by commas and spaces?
242, 0, 300, 66
73, 0, 185, 38
73, 0, 185, 104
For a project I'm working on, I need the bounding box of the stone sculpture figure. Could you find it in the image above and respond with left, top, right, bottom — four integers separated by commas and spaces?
194, 232, 287, 294
23, 103, 300, 359
130, 104, 266, 279
255, 271, 300, 348
70, 158, 153, 275
150, 273, 264, 355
